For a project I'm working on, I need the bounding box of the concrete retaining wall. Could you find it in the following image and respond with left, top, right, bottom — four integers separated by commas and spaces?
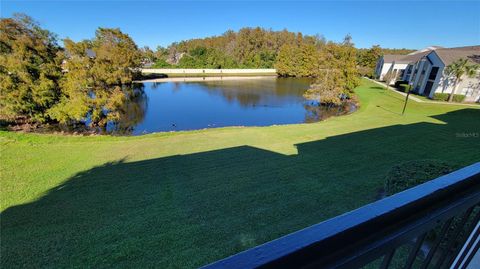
142, 68, 277, 75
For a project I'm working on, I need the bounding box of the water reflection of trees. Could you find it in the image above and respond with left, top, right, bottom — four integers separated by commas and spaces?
106, 83, 148, 135
190, 77, 313, 107
151, 82, 182, 92
304, 101, 354, 123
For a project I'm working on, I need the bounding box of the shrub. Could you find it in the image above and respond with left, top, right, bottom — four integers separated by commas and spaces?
394, 80, 408, 88
433, 93, 466, 102
384, 159, 457, 196
398, 84, 412, 93
452, 94, 466, 102
433, 93, 449, 101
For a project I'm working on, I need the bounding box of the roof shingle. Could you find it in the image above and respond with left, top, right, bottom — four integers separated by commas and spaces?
433, 45, 480, 65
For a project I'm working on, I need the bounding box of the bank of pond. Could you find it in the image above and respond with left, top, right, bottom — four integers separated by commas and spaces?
4, 77, 357, 136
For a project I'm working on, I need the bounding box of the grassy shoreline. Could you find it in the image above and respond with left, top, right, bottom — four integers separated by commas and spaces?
1, 78, 479, 268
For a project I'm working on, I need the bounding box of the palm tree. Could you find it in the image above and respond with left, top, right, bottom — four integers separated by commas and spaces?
444, 58, 480, 102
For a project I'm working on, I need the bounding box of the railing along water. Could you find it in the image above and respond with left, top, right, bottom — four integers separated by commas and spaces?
203, 162, 480, 269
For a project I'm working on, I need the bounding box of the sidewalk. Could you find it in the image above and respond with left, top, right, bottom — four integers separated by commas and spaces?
365, 78, 479, 107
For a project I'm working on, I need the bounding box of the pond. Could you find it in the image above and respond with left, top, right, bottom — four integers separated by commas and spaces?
105, 77, 356, 135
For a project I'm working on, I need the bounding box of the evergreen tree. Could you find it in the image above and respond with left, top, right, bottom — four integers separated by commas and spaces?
275, 44, 298, 77
0, 14, 62, 123
298, 44, 320, 77
48, 28, 142, 128
357, 45, 382, 77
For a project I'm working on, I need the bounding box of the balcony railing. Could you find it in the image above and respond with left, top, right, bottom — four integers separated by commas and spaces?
203, 162, 480, 269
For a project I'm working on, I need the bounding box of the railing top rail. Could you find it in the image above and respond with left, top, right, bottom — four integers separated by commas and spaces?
202, 162, 480, 269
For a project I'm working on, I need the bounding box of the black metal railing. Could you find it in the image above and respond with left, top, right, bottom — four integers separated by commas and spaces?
203, 162, 480, 269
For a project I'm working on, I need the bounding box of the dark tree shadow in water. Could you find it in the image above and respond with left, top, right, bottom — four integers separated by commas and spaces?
1, 109, 480, 268
106, 83, 148, 135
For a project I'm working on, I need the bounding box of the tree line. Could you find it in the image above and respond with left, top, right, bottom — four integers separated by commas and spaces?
1, 14, 415, 130
146, 28, 413, 77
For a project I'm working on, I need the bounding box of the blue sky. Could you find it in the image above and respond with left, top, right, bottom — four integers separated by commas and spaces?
2, 1, 479, 49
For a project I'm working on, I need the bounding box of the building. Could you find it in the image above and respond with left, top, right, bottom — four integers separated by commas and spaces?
375, 46, 441, 81
375, 45, 480, 102
409, 46, 480, 102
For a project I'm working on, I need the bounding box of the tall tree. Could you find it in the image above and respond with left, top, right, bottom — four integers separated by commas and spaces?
303, 35, 360, 104
139, 46, 157, 65
298, 44, 320, 77
275, 44, 298, 77
357, 45, 382, 77
0, 14, 62, 123
322, 36, 360, 92
49, 28, 142, 127
444, 58, 480, 102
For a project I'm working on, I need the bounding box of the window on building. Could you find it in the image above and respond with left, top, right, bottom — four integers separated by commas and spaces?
428, 67, 439, 80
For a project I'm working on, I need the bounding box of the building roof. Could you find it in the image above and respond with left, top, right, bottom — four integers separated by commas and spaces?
407, 46, 443, 55
383, 46, 441, 64
383, 54, 409, 63
400, 50, 433, 64
433, 45, 480, 65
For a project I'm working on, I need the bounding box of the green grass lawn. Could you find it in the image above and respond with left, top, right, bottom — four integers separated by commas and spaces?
1, 79, 479, 268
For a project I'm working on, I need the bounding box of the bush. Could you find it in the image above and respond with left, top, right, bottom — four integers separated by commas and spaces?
433, 93, 449, 101
394, 80, 408, 88
452, 94, 466, 102
384, 159, 457, 196
433, 93, 466, 102
398, 84, 412, 93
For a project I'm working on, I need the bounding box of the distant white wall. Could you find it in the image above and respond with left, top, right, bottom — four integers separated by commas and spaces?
142, 68, 277, 74
380, 62, 408, 83
378, 63, 392, 80
392, 63, 408, 79
376, 56, 408, 81
436, 73, 480, 102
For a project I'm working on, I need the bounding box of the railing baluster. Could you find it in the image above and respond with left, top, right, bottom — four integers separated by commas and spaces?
433, 207, 474, 268
404, 233, 427, 269
460, 236, 480, 269
449, 207, 480, 269
420, 218, 454, 269
379, 248, 396, 269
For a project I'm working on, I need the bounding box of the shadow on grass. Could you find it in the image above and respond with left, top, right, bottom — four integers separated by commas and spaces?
1, 109, 480, 268
376, 105, 403, 116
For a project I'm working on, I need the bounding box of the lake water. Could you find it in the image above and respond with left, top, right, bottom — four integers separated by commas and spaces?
106, 77, 355, 135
